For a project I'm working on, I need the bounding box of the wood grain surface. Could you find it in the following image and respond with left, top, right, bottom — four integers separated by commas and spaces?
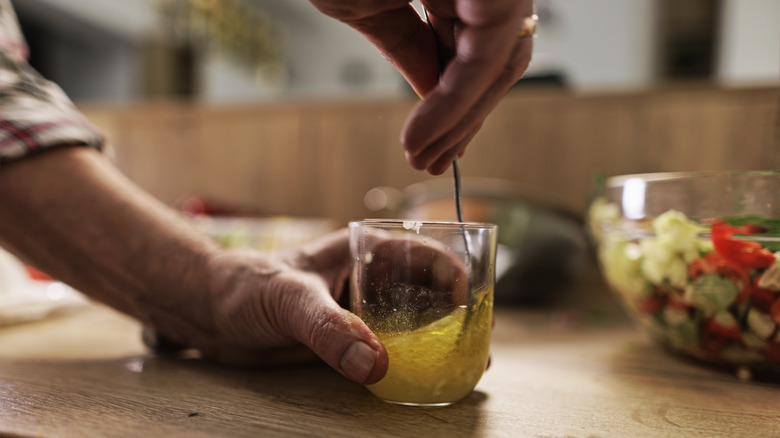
80, 85, 779, 225
2, 267, 779, 438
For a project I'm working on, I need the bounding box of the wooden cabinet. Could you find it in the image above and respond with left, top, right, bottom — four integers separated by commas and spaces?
80, 86, 779, 225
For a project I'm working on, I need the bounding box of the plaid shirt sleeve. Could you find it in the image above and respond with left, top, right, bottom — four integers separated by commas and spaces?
0, 0, 103, 164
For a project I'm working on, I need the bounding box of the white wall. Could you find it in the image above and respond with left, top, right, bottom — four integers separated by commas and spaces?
717, 0, 780, 87
530, 0, 660, 91
275, 6, 406, 99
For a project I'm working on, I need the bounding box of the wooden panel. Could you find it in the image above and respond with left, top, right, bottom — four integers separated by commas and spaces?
297, 100, 410, 224
80, 86, 779, 224
193, 105, 307, 215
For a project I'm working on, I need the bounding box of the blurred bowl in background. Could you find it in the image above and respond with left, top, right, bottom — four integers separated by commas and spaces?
588, 171, 780, 378
366, 178, 589, 306
175, 194, 337, 251
192, 216, 336, 251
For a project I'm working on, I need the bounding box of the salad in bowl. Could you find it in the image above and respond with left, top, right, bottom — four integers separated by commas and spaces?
589, 171, 780, 378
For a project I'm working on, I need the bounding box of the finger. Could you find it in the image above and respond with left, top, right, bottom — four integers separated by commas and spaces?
426, 142, 466, 176
424, 8, 458, 69
206, 249, 387, 384
404, 120, 473, 172
406, 33, 532, 171
402, 12, 520, 154
275, 271, 389, 384
342, 5, 440, 98
410, 121, 482, 175
402, 0, 533, 158
450, 35, 534, 129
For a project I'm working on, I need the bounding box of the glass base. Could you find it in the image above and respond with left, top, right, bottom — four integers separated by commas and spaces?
380, 399, 455, 407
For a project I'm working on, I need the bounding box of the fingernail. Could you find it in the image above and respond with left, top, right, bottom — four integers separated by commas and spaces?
339, 341, 377, 383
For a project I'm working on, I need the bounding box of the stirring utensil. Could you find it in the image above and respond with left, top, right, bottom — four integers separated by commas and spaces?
420, 7, 465, 223
421, 6, 475, 336
452, 158, 465, 223
421, 6, 466, 224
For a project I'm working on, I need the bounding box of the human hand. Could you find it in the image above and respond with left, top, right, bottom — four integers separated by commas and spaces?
308, 0, 535, 175
146, 229, 388, 384
145, 226, 472, 384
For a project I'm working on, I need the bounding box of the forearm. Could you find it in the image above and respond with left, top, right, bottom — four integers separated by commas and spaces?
0, 147, 219, 331
0, 147, 392, 380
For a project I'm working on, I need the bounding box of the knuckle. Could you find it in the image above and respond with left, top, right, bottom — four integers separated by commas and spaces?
406, 153, 430, 170
307, 309, 350, 350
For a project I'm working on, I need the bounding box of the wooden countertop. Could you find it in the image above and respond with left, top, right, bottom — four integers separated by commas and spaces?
2, 268, 779, 437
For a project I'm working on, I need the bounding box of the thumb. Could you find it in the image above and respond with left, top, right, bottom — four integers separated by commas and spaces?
281, 271, 388, 384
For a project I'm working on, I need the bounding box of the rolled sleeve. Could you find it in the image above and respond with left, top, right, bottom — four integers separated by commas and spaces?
0, 0, 103, 164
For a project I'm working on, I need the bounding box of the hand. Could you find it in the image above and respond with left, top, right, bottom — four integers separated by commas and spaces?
148, 229, 389, 385
148, 227, 469, 383
308, 0, 535, 175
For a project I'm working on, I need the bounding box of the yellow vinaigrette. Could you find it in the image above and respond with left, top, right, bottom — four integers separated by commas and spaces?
367, 288, 493, 406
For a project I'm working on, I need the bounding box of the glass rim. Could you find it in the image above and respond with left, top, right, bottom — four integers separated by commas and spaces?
349, 219, 497, 230
605, 170, 780, 188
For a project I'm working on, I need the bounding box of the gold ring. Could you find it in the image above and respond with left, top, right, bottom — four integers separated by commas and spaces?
517, 14, 538, 38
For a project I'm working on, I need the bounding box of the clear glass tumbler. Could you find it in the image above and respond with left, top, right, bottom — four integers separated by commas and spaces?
349, 220, 497, 406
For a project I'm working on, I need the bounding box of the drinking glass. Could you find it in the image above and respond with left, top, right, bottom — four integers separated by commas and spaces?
349, 220, 497, 406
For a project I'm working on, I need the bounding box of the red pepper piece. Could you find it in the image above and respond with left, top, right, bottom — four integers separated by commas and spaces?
688, 252, 736, 279
711, 220, 776, 269
688, 252, 720, 280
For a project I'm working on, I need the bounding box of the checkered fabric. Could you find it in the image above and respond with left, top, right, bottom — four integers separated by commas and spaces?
0, 0, 102, 165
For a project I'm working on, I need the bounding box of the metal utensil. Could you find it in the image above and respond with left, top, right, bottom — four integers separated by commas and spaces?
421, 6, 475, 338
420, 6, 465, 225
452, 158, 465, 223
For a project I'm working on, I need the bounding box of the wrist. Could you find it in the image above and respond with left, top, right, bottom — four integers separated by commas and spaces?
137, 228, 226, 349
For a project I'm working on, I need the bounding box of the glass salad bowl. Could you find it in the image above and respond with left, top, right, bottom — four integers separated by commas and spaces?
588, 171, 780, 379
